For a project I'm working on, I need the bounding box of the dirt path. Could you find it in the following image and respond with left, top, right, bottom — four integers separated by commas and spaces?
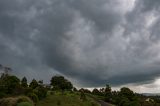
85, 94, 114, 106
98, 100, 114, 106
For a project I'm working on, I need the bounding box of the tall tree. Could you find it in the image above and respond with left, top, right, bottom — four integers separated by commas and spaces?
92, 88, 101, 95
1, 75, 20, 94
50, 76, 73, 91
105, 84, 111, 93
38, 80, 43, 85
21, 77, 28, 88
105, 84, 112, 102
29, 79, 38, 89
119, 87, 134, 100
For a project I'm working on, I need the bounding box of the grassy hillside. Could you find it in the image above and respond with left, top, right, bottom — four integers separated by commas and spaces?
37, 91, 100, 106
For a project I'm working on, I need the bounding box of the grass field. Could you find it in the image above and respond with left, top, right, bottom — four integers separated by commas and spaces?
37, 91, 100, 106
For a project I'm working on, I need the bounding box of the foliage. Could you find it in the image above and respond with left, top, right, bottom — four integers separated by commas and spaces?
0, 97, 17, 106
33, 86, 47, 100
80, 91, 87, 101
37, 91, 100, 106
119, 87, 134, 100
79, 88, 91, 94
0, 75, 20, 94
0, 92, 7, 99
50, 76, 73, 91
73, 87, 78, 92
38, 80, 43, 85
105, 84, 111, 94
92, 88, 101, 95
0, 96, 33, 106
29, 79, 38, 89
21, 77, 28, 88
104, 84, 112, 102
17, 102, 33, 106
27, 93, 39, 103
57, 100, 61, 105
16, 96, 33, 105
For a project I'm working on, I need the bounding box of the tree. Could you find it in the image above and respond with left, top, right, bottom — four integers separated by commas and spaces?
105, 84, 111, 94
38, 80, 43, 85
120, 87, 134, 100
100, 88, 105, 93
80, 91, 86, 101
92, 88, 101, 95
29, 79, 38, 89
0, 75, 20, 94
33, 86, 47, 100
105, 84, 112, 102
73, 87, 78, 92
50, 76, 73, 91
21, 77, 28, 88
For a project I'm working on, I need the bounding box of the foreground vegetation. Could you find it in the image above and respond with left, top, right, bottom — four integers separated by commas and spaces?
37, 91, 99, 106
0, 96, 34, 106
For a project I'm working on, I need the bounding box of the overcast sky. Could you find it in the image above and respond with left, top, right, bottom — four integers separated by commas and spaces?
0, 0, 160, 93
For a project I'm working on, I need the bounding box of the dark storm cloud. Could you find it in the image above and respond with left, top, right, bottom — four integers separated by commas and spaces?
0, 0, 160, 87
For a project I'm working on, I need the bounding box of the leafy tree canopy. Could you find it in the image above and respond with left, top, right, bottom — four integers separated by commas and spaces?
50, 76, 73, 91
29, 79, 38, 89
21, 77, 28, 88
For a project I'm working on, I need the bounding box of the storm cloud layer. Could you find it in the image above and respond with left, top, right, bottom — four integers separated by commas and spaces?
0, 0, 160, 88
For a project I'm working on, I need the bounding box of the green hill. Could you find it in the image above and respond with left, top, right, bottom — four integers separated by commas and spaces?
37, 91, 100, 106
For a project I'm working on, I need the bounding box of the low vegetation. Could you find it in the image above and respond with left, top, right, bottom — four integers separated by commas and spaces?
37, 91, 100, 106
0, 96, 34, 106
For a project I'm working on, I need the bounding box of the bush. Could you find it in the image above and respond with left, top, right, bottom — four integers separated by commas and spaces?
27, 93, 39, 103
16, 96, 33, 105
90, 101, 97, 106
129, 101, 141, 106
47, 91, 54, 96
57, 100, 61, 105
33, 86, 47, 100
24, 88, 32, 95
17, 102, 33, 106
80, 91, 86, 101
0, 97, 17, 106
0, 92, 7, 99
50, 91, 54, 95
0, 96, 33, 106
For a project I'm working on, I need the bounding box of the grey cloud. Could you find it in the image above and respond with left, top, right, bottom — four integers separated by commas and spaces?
137, 0, 160, 12
71, 0, 122, 33
0, 0, 160, 87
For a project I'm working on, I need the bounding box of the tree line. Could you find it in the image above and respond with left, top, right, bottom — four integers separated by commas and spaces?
0, 72, 73, 105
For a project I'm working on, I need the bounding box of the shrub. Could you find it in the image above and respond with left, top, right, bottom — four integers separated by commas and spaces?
50, 91, 54, 95
33, 86, 47, 100
0, 92, 7, 99
90, 101, 97, 106
24, 88, 32, 95
129, 101, 141, 106
0, 96, 33, 106
47, 91, 54, 96
17, 102, 33, 106
0, 97, 17, 106
57, 100, 61, 105
80, 91, 86, 101
27, 93, 39, 103
16, 96, 33, 105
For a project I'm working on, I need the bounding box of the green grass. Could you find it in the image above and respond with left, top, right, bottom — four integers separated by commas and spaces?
0, 96, 34, 106
17, 102, 33, 106
37, 91, 100, 106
